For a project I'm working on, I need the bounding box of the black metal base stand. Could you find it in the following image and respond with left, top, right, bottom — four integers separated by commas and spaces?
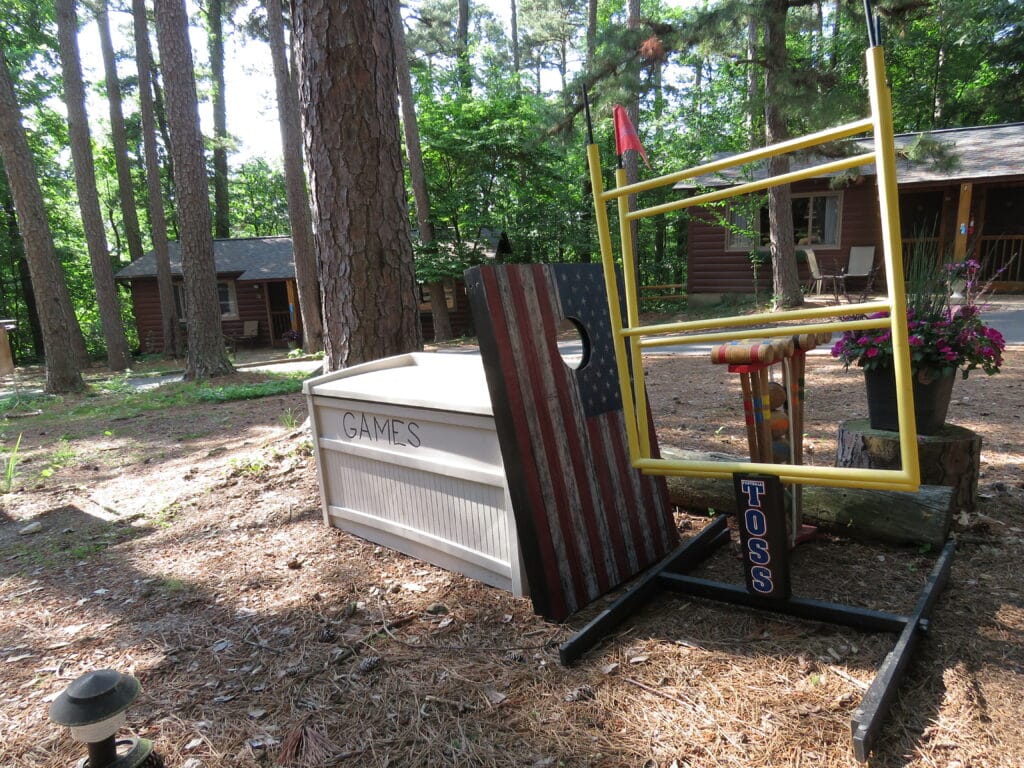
559, 513, 956, 762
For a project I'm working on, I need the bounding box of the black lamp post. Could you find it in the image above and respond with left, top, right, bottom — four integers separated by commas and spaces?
49, 669, 163, 768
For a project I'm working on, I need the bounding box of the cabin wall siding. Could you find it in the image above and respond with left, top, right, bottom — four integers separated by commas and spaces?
686, 180, 886, 295
128, 278, 275, 352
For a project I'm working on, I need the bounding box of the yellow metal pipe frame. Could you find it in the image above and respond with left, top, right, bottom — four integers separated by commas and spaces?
588, 45, 921, 492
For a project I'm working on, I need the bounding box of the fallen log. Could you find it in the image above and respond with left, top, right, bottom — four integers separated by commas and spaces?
660, 447, 953, 547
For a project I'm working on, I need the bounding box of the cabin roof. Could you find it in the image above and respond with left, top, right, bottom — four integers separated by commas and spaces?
115, 236, 295, 281
116, 229, 510, 281
675, 122, 1024, 189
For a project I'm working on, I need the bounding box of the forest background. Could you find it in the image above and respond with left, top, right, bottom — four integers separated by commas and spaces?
0, 0, 1022, 381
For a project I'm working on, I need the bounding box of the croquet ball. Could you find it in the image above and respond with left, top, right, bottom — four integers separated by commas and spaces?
770, 413, 789, 437
772, 438, 791, 461
768, 381, 787, 410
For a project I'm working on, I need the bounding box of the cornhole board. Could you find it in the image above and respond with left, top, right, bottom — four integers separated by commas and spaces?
465, 263, 678, 620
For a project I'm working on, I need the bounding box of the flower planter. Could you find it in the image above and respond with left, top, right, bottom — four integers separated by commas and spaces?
863, 367, 956, 435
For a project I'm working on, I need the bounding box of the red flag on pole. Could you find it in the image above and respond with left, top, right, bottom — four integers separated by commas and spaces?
612, 105, 651, 169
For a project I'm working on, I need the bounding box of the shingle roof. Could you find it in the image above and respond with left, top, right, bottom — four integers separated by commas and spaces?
116, 229, 510, 281
115, 236, 295, 281
676, 122, 1024, 189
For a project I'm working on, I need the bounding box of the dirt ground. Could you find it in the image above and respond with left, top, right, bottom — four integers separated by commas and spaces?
1, 345, 1022, 768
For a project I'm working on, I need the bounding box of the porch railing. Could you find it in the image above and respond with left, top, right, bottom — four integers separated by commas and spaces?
977, 235, 1024, 284
900, 234, 1024, 286
270, 310, 293, 344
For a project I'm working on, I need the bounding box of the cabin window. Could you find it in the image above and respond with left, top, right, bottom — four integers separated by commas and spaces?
725, 193, 840, 250
725, 205, 770, 251
173, 280, 239, 320
792, 193, 841, 247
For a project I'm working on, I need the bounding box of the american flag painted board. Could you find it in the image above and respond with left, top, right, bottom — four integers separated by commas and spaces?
465, 264, 677, 620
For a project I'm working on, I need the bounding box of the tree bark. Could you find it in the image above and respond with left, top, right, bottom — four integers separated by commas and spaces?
154, 0, 234, 379
96, 0, 145, 265
587, 0, 597, 63
660, 448, 954, 547
510, 0, 520, 75
624, 0, 642, 285
763, 0, 802, 309
264, 0, 322, 352
392, 0, 451, 342
55, 0, 132, 371
0, 46, 85, 393
456, 0, 471, 92
207, 0, 230, 239
294, 0, 421, 370
148, 61, 177, 237
133, 0, 180, 357
2, 195, 45, 359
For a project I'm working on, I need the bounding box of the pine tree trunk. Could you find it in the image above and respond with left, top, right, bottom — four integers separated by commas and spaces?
0, 46, 85, 393
294, 0, 421, 370
133, 0, 180, 357
148, 63, 177, 237
265, 0, 323, 352
55, 0, 132, 371
96, 0, 145, 265
391, 0, 451, 342
2, 196, 45, 359
763, 0, 802, 309
456, 0, 471, 92
154, 0, 234, 379
208, 0, 230, 239
511, 0, 520, 75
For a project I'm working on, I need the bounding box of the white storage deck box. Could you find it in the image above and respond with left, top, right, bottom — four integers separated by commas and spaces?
303, 353, 526, 595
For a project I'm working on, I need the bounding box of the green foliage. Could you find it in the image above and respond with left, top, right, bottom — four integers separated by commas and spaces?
194, 377, 303, 402
229, 158, 290, 236
1, 432, 22, 493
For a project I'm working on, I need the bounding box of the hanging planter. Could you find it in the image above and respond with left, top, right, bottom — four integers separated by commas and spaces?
863, 366, 956, 435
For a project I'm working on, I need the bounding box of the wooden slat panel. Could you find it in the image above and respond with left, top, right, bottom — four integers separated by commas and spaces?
465, 263, 677, 620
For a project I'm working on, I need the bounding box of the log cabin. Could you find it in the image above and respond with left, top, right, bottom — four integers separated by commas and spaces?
115, 231, 510, 352
679, 123, 1024, 301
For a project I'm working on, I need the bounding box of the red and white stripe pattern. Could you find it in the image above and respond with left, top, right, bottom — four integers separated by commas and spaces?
466, 263, 677, 620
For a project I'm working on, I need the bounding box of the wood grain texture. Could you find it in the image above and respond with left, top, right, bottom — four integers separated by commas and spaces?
466, 263, 677, 620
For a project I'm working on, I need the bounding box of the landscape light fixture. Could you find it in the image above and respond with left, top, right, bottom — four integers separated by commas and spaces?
49, 669, 163, 768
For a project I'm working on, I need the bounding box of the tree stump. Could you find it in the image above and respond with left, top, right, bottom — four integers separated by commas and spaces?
835, 419, 982, 512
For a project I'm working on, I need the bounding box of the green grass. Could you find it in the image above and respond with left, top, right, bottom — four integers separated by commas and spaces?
279, 407, 300, 429
6, 372, 308, 431
1, 433, 22, 493
195, 378, 303, 402
229, 455, 268, 475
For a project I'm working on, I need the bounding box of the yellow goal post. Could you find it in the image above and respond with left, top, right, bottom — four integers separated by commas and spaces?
588, 46, 921, 492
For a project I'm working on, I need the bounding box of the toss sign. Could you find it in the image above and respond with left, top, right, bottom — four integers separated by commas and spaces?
733, 474, 791, 600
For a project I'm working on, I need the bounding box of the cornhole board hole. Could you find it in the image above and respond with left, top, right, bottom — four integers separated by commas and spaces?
303, 353, 527, 595
465, 263, 679, 621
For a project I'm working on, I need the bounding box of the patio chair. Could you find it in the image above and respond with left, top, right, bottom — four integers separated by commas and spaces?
804, 249, 842, 296
841, 246, 877, 298
227, 320, 258, 352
